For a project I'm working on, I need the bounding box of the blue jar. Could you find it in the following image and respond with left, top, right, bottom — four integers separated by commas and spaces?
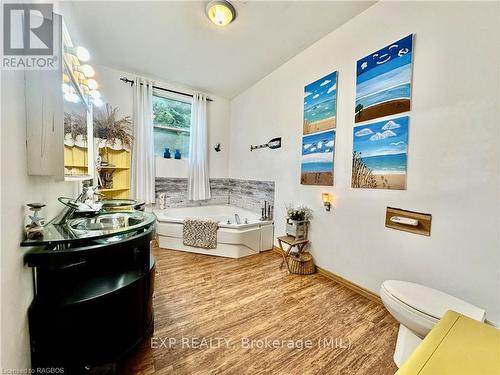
174, 149, 181, 159
163, 148, 171, 158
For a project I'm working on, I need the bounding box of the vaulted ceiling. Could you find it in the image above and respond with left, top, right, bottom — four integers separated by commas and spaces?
60, 1, 374, 98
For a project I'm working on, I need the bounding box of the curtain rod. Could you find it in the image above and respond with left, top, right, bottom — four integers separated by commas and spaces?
119, 77, 213, 102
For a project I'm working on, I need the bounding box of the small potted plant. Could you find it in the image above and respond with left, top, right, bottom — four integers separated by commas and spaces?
286, 204, 313, 240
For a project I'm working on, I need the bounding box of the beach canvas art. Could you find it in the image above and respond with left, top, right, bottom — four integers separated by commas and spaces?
303, 71, 338, 135
355, 34, 413, 123
351, 116, 409, 190
301, 129, 335, 186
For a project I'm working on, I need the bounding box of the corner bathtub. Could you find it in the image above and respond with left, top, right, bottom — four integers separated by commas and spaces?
154, 205, 274, 258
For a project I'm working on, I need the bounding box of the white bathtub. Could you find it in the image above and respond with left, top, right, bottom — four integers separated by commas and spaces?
154, 205, 274, 258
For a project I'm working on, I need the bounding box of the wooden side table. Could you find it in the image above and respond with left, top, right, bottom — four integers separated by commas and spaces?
277, 235, 309, 273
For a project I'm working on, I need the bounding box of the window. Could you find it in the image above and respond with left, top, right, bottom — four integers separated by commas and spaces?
153, 94, 191, 158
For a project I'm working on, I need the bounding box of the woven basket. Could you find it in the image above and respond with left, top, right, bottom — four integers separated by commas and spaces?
288, 252, 315, 275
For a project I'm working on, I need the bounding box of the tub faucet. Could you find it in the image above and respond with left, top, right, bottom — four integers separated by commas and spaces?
234, 213, 241, 225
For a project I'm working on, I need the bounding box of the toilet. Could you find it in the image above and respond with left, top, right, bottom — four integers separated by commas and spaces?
380, 280, 485, 367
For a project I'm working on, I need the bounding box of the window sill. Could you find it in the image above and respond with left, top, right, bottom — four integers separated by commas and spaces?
155, 156, 189, 161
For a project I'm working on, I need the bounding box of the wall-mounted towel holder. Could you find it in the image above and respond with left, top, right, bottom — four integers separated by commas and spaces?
250, 137, 282, 151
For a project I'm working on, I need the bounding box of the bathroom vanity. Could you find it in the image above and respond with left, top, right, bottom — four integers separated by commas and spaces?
21, 210, 156, 372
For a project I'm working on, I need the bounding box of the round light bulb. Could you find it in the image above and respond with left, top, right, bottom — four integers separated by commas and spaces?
76, 46, 90, 62
80, 64, 95, 78
89, 90, 101, 99
93, 98, 104, 107
87, 79, 98, 90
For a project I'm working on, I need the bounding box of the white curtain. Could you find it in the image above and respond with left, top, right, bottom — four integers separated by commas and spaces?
188, 93, 211, 201
131, 77, 155, 204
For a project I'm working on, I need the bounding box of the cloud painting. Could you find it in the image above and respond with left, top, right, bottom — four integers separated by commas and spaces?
303, 71, 338, 135
351, 116, 409, 190
301, 129, 335, 186
355, 34, 413, 123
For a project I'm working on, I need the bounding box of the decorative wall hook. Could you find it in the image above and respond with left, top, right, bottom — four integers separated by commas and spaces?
250, 137, 282, 151
214, 143, 221, 152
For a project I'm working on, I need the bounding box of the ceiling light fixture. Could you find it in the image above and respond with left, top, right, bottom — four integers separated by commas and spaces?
206, 0, 236, 27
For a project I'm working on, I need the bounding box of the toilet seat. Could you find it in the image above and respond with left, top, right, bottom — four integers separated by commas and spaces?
380, 280, 485, 338
381, 283, 437, 337
382, 280, 486, 322
380, 280, 486, 368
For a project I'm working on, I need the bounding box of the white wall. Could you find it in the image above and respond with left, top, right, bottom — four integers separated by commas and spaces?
94, 65, 231, 179
229, 2, 500, 324
0, 71, 77, 369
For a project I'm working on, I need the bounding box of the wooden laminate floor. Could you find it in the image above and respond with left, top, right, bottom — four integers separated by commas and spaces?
118, 247, 399, 375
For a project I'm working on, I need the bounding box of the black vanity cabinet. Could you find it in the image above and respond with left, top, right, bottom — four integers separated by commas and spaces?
24, 225, 155, 372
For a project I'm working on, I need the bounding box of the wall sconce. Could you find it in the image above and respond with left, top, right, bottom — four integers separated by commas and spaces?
322, 193, 332, 211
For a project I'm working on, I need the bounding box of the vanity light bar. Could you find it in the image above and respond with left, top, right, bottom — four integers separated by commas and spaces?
64, 45, 102, 107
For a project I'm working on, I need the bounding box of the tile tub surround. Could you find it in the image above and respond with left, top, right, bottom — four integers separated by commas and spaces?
155, 177, 275, 214
228, 178, 275, 214
155, 178, 230, 208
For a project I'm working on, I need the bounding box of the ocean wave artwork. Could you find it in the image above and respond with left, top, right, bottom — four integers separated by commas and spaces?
355, 34, 413, 123
301, 129, 335, 186
351, 116, 409, 190
303, 71, 338, 135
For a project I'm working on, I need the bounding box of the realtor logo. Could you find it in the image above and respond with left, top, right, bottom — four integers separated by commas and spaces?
2, 3, 58, 69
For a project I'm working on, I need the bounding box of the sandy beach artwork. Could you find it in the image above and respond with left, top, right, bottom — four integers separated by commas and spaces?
351, 116, 409, 190
355, 34, 413, 123
301, 129, 335, 186
303, 71, 338, 135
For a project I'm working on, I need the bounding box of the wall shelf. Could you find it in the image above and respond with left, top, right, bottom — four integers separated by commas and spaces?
99, 148, 131, 199
100, 187, 130, 192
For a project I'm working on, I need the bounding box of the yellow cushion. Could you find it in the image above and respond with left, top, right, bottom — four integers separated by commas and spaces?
396, 310, 500, 375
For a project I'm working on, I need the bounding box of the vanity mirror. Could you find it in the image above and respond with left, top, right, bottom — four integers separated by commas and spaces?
25, 12, 97, 181
62, 53, 93, 180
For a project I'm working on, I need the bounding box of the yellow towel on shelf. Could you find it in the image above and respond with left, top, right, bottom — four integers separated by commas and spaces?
396, 310, 500, 375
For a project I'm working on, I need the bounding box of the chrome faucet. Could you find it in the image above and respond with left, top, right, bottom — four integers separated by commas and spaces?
53, 180, 99, 225
234, 213, 241, 225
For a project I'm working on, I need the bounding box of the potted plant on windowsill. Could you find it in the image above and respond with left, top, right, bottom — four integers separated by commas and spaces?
286, 205, 313, 240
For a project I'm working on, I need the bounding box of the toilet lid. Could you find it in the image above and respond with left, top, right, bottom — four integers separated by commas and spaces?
382, 280, 485, 321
